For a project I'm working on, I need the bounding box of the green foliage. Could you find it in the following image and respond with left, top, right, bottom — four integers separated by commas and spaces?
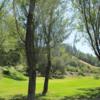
37, 44, 100, 78
0, 67, 3, 79
94, 75, 100, 80
72, 0, 100, 59
0, 49, 20, 66
64, 43, 100, 67
3, 67, 26, 80
6, 50, 20, 66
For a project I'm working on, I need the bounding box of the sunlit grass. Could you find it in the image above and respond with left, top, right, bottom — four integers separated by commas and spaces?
0, 76, 100, 99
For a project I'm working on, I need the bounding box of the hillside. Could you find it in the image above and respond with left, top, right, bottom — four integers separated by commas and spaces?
64, 56, 100, 77
0, 44, 100, 79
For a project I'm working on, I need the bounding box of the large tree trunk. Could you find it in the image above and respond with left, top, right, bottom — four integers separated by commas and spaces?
42, 45, 51, 95
25, 0, 36, 100
27, 70, 36, 100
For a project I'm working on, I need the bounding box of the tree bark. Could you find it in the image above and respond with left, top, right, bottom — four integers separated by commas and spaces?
42, 45, 51, 95
25, 0, 36, 100
27, 70, 36, 100
42, 14, 52, 95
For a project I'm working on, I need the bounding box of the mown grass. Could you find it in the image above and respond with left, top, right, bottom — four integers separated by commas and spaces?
0, 76, 100, 100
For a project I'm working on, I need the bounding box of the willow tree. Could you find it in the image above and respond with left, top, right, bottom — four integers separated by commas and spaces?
0, 0, 9, 48
25, 0, 36, 100
12, 1, 42, 99
37, 0, 71, 95
75, 0, 100, 59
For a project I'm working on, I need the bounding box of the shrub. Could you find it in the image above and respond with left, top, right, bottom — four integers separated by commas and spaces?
0, 67, 3, 79
94, 75, 100, 80
0, 49, 20, 66
3, 67, 27, 80
78, 71, 85, 76
51, 70, 65, 79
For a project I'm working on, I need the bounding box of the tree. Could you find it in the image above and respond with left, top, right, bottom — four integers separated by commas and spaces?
0, 0, 8, 48
37, 0, 71, 95
75, 0, 100, 60
12, 1, 44, 99
25, 0, 36, 100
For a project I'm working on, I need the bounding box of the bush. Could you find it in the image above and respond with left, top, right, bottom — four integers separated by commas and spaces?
0, 49, 20, 66
6, 50, 20, 66
3, 67, 27, 80
78, 71, 85, 76
0, 67, 3, 79
51, 70, 65, 79
66, 66, 78, 72
94, 75, 100, 80
52, 74, 65, 79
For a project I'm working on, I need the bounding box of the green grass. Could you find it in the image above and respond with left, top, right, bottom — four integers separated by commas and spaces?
0, 76, 100, 99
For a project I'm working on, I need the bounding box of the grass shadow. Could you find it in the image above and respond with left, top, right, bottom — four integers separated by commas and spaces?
1, 88, 100, 100
0, 94, 45, 100
0, 97, 5, 100
61, 88, 100, 100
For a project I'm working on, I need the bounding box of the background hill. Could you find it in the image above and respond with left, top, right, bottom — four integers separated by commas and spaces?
0, 44, 100, 79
